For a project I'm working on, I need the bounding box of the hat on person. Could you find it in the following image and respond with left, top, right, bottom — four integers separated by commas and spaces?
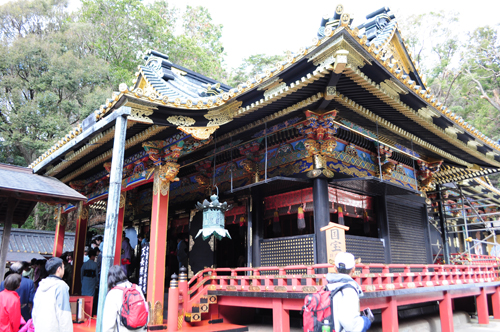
335, 252, 355, 270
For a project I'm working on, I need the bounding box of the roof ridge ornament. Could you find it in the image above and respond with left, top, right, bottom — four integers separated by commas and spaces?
317, 4, 354, 39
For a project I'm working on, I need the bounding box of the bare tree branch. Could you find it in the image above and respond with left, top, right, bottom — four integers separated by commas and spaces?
466, 68, 500, 112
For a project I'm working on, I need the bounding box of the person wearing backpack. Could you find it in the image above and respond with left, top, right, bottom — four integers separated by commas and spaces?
327, 252, 372, 332
102, 265, 148, 332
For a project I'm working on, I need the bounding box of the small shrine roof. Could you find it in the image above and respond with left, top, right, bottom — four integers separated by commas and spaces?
0, 164, 86, 225
0, 227, 75, 260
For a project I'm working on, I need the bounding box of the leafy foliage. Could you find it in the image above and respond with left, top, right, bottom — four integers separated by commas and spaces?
228, 53, 286, 87
0, 0, 229, 229
0, 0, 111, 166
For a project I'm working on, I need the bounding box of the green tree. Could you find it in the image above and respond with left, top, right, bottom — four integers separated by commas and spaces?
78, 1, 228, 84
227, 53, 286, 87
0, 0, 111, 166
398, 11, 462, 104
168, 6, 226, 82
78, 0, 178, 86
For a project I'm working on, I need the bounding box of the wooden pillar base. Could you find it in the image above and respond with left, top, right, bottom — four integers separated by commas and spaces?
382, 296, 398, 332
477, 287, 489, 325
272, 298, 289, 332
492, 286, 500, 319
440, 291, 454, 332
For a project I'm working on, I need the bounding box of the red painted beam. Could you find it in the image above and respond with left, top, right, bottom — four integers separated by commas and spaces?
218, 296, 273, 309
450, 288, 481, 299
477, 287, 489, 325
381, 297, 398, 332
360, 297, 390, 310
283, 298, 305, 311
393, 293, 444, 306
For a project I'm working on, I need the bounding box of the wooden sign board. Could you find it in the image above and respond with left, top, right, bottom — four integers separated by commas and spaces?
320, 222, 350, 273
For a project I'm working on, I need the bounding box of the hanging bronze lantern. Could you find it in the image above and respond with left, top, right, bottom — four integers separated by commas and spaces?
195, 189, 232, 240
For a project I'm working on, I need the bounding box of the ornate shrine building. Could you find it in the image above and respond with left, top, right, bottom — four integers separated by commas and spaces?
30, 5, 500, 332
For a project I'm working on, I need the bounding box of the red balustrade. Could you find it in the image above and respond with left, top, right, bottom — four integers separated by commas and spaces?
185, 263, 499, 307
180, 263, 500, 332
434, 253, 500, 265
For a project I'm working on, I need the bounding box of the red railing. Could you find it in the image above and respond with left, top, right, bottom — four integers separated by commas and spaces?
186, 263, 500, 306
450, 253, 499, 265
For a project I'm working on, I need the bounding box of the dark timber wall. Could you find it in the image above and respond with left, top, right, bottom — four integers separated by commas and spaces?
346, 235, 386, 264
386, 196, 432, 264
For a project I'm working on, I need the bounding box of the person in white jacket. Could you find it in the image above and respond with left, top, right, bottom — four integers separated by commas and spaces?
102, 265, 147, 332
326, 252, 372, 332
32, 257, 73, 332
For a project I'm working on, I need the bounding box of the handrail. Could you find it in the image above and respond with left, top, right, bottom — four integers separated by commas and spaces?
434, 253, 500, 265
186, 262, 500, 307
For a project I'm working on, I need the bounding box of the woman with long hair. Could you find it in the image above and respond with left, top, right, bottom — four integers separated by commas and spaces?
102, 265, 147, 332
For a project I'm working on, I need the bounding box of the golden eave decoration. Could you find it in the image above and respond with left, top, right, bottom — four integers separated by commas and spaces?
178, 126, 219, 140
29, 4, 500, 171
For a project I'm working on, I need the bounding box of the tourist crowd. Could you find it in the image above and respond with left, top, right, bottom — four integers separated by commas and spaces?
0, 232, 148, 331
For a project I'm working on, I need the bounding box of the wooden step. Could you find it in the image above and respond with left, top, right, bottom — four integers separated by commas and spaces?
185, 312, 201, 322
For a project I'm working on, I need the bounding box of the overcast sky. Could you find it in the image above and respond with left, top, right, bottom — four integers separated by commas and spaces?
4, 0, 500, 69
166, 0, 499, 68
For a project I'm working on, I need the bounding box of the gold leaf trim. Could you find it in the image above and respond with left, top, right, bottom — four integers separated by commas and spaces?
178, 126, 218, 140
167, 116, 196, 127
343, 65, 500, 167
331, 88, 471, 168
61, 125, 167, 183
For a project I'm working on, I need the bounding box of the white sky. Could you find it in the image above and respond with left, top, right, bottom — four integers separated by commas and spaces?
3, 0, 499, 69
164, 0, 499, 69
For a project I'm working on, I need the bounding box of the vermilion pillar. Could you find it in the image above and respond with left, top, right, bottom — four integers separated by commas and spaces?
72, 202, 89, 294
492, 286, 500, 319
272, 298, 290, 332
53, 207, 67, 257
382, 297, 398, 332
114, 193, 127, 265
477, 287, 489, 325
439, 291, 454, 332
147, 163, 179, 325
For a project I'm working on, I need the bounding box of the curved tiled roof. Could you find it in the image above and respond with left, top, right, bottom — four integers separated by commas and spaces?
29, 4, 500, 172
0, 228, 75, 258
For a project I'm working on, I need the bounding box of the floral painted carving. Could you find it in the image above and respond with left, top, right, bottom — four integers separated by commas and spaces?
153, 162, 180, 196
142, 140, 166, 165
194, 174, 211, 187
381, 162, 395, 176
103, 162, 112, 173
295, 110, 339, 141
344, 143, 358, 157
158, 162, 180, 183
240, 159, 256, 174
417, 160, 443, 192
303, 139, 320, 156
320, 139, 338, 157
276, 143, 294, 157
69, 180, 85, 193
